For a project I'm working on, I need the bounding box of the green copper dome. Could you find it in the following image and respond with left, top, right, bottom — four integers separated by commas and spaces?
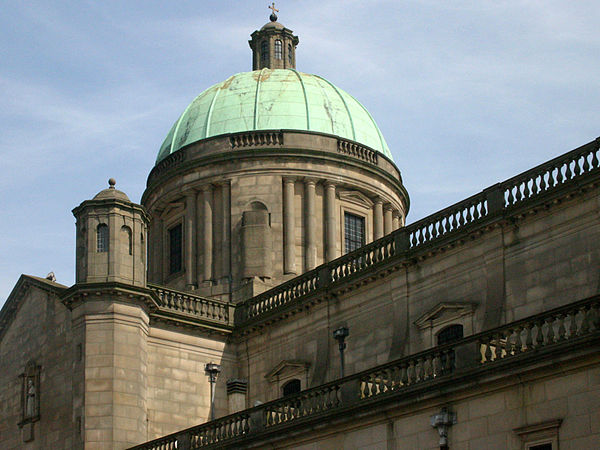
156, 69, 392, 163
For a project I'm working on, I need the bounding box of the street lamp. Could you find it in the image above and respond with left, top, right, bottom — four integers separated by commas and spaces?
205, 362, 221, 421
333, 326, 349, 378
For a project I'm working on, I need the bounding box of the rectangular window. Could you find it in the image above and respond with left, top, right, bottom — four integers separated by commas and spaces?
169, 223, 183, 274
344, 213, 365, 253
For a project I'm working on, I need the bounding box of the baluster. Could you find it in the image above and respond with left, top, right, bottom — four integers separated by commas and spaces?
512, 326, 522, 354
444, 349, 454, 372
448, 214, 455, 231
523, 180, 532, 199
591, 148, 599, 168
432, 352, 441, 376
573, 157, 581, 176
507, 186, 515, 205
465, 205, 473, 223
416, 357, 424, 381
557, 164, 566, 183
424, 223, 431, 241
483, 337, 492, 362
523, 323, 533, 350
407, 361, 415, 384
568, 308, 578, 338
545, 317, 555, 343
592, 301, 600, 330
454, 210, 462, 227
539, 171, 548, 191
565, 161, 574, 180
535, 320, 544, 346
580, 306, 590, 335
582, 153, 591, 172
400, 363, 408, 386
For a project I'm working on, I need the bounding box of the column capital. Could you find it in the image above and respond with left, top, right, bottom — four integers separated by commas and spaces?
201, 184, 213, 193
392, 210, 401, 219
373, 197, 383, 205
384, 203, 394, 212
304, 178, 318, 187
282, 176, 296, 184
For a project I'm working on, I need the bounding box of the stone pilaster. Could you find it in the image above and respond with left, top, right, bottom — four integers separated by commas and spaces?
184, 190, 197, 289
392, 211, 401, 230
305, 179, 317, 270
325, 181, 337, 262
373, 198, 384, 240
202, 185, 213, 283
384, 204, 393, 236
283, 178, 296, 274
221, 182, 231, 282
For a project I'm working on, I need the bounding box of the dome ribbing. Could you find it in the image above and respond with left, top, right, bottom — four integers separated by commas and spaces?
156, 69, 392, 163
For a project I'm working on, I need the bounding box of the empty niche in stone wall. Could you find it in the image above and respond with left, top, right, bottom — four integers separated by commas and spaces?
121, 225, 132, 255
242, 201, 272, 280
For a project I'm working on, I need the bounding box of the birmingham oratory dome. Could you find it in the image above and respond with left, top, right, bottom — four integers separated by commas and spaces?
142, 12, 409, 302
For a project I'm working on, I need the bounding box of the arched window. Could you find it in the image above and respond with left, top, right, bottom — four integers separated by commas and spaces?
261, 41, 268, 64
282, 379, 301, 397
274, 40, 282, 59
287, 43, 293, 65
437, 324, 464, 345
121, 226, 132, 255
97, 224, 109, 253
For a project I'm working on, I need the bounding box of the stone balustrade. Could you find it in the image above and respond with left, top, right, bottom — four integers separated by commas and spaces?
337, 139, 378, 165
236, 138, 600, 325
149, 284, 231, 325
129, 294, 600, 450
501, 138, 599, 208
229, 131, 283, 148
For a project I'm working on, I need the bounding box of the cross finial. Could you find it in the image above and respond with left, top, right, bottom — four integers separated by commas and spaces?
268, 2, 279, 21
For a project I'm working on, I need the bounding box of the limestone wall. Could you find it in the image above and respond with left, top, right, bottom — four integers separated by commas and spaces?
0, 283, 76, 449
277, 361, 600, 450
145, 326, 236, 441
239, 187, 600, 406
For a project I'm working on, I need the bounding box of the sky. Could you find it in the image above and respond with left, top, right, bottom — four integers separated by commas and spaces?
1, 1, 599, 306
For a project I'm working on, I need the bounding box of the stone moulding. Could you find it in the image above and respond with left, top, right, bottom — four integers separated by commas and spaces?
129, 293, 600, 450
59, 282, 234, 334
144, 129, 403, 197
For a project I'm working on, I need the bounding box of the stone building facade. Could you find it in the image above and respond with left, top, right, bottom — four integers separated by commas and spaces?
1, 13, 599, 450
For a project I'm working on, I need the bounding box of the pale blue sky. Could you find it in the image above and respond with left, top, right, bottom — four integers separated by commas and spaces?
1, 1, 599, 305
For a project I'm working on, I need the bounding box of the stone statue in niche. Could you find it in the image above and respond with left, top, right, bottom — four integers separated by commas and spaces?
19, 361, 40, 429
19, 361, 40, 442
25, 378, 37, 418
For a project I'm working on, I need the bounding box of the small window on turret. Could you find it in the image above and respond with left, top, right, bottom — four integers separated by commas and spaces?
261, 41, 268, 64
287, 43, 293, 65
275, 40, 282, 59
97, 224, 109, 253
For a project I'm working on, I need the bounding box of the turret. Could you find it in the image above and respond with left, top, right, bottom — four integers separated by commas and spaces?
248, 6, 299, 70
72, 178, 148, 286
